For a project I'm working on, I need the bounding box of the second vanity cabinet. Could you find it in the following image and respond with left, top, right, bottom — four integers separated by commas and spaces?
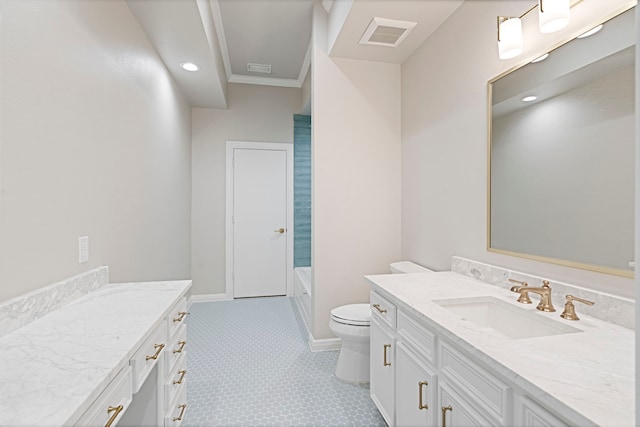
370, 290, 568, 427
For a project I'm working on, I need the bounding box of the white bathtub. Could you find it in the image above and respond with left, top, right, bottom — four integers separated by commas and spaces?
293, 267, 312, 335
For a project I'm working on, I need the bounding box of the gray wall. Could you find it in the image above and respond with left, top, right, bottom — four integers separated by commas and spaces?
401, 0, 635, 298
0, 0, 192, 302
191, 83, 301, 296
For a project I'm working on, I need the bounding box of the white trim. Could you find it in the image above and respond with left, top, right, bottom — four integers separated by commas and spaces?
308, 334, 341, 352
190, 293, 232, 304
210, 0, 232, 81
225, 141, 295, 299
321, 0, 334, 13
297, 40, 312, 87
228, 74, 302, 88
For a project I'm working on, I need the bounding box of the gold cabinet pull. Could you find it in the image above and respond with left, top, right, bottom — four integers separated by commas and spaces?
441, 405, 453, 427
383, 344, 391, 366
274, 228, 286, 234
173, 311, 189, 322
173, 340, 187, 354
145, 343, 165, 361
105, 405, 123, 427
173, 369, 187, 385
173, 403, 187, 422
418, 381, 429, 410
372, 303, 387, 314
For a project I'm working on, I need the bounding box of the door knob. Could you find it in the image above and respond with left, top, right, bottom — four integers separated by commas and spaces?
274, 228, 286, 234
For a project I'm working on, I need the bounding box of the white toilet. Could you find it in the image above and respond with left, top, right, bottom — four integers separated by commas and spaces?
329, 261, 433, 383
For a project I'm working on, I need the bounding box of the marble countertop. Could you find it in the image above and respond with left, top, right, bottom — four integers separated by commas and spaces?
365, 271, 634, 427
0, 280, 191, 427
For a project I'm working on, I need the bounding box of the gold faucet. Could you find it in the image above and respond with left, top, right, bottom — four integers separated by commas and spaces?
511, 280, 555, 312
508, 279, 532, 304
560, 295, 595, 320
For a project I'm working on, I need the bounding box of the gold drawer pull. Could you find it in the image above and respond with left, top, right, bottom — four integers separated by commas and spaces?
173, 311, 189, 322
173, 403, 187, 422
173, 340, 187, 354
372, 303, 387, 314
418, 381, 428, 410
145, 343, 165, 361
383, 344, 391, 366
442, 405, 453, 427
105, 405, 123, 427
173, 369, 187, 385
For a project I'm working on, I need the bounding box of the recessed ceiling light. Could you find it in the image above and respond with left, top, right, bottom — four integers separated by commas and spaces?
531, 53, 549, 63
577, 24, 603, 39
180, 62, 199, 71
522, 96, 537, 102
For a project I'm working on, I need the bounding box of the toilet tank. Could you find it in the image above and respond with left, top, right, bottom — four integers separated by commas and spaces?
389, 261, 433, 274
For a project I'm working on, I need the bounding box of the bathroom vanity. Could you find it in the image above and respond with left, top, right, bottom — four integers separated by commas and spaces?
0, 278, 191, 426
367, 269, 634, 427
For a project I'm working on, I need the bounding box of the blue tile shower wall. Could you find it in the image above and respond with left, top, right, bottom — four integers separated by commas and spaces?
294, 114, 311, 268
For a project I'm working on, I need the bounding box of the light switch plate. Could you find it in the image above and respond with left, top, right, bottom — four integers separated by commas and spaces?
79, 236, 89, 263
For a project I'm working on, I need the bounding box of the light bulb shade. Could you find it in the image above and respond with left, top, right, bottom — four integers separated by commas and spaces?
498, 18, 523, 60
539, 0, 570, 33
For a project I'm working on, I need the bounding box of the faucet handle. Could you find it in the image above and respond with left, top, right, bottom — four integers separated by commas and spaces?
560, 295, 595, 321
508, 279, 532, 304
541, 280, 551, 288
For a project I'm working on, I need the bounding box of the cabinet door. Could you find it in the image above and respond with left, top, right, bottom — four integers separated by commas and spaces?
370, 318, 395, 426
514, 395, 568, 427
396, 343, 437, 427
438, 381, 496, 427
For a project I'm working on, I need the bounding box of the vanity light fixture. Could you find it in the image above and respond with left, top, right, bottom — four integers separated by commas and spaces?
497, 0, 571, 60
531, 53, 549, 63
538, 0, 570, 33
180, 62, 199, 71
522, 95, 537, 102
577, 24, 603, 38
497, 17, 523, 60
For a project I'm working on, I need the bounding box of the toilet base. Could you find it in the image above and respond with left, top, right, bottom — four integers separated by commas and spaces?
335, 337, 370, 383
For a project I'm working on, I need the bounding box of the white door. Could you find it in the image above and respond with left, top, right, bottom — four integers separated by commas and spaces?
232, 148, 288, 298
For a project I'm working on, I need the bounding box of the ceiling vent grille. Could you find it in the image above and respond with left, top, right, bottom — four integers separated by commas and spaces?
359, 17, 417, 47
247, 63, 271, 73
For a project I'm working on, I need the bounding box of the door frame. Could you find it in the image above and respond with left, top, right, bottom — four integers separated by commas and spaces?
225, 141, 294, 299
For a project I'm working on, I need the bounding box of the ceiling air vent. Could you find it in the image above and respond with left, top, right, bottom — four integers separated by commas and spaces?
247, 63, 271, 74
359, 17, 417, 48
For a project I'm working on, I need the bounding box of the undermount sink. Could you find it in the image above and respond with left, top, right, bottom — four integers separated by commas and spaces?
433, 296, 582, 339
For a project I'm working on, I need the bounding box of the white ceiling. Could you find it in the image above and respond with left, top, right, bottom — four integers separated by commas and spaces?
126, 0, 463, 108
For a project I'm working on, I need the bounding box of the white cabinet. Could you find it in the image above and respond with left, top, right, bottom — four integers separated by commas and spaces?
369, 290, 571, 427
396, 342, 437, 427
514, 395, 568, 427
90, 296, 189, 427
438, 381, 494, 427
370, 316, 395, 425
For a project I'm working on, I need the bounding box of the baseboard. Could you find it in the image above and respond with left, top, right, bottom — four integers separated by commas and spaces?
308, 334, 341, 352
190, 293, 232, 304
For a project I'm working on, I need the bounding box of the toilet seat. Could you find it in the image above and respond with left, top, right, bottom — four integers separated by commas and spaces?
330, 303, 370, 326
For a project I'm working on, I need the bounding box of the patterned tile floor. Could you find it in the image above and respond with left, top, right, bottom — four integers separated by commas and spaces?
183, 296, 386, 427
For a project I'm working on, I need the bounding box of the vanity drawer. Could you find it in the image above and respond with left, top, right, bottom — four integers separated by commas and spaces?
75, 366, 133, 427
370, 291, 396, 329
438, 341, 510, 424
165, 352, 187, 410
397, 310, 436, 365
167, 297, 188, 340
164, 324, 187, 377
164, 385, 188, 427
130, 322, 167, 393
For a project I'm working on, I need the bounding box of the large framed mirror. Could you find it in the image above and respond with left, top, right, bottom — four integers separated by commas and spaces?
488, 6, 635, 278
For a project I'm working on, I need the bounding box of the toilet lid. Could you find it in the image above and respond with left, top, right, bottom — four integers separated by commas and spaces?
331, 304, 371, 326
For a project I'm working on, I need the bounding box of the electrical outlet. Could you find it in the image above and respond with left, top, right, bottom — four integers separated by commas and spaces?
79, 236, 89, 264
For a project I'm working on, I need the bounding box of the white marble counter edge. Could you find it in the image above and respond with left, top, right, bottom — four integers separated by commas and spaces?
0, 280, 191, 427
365, 272, 634, 427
